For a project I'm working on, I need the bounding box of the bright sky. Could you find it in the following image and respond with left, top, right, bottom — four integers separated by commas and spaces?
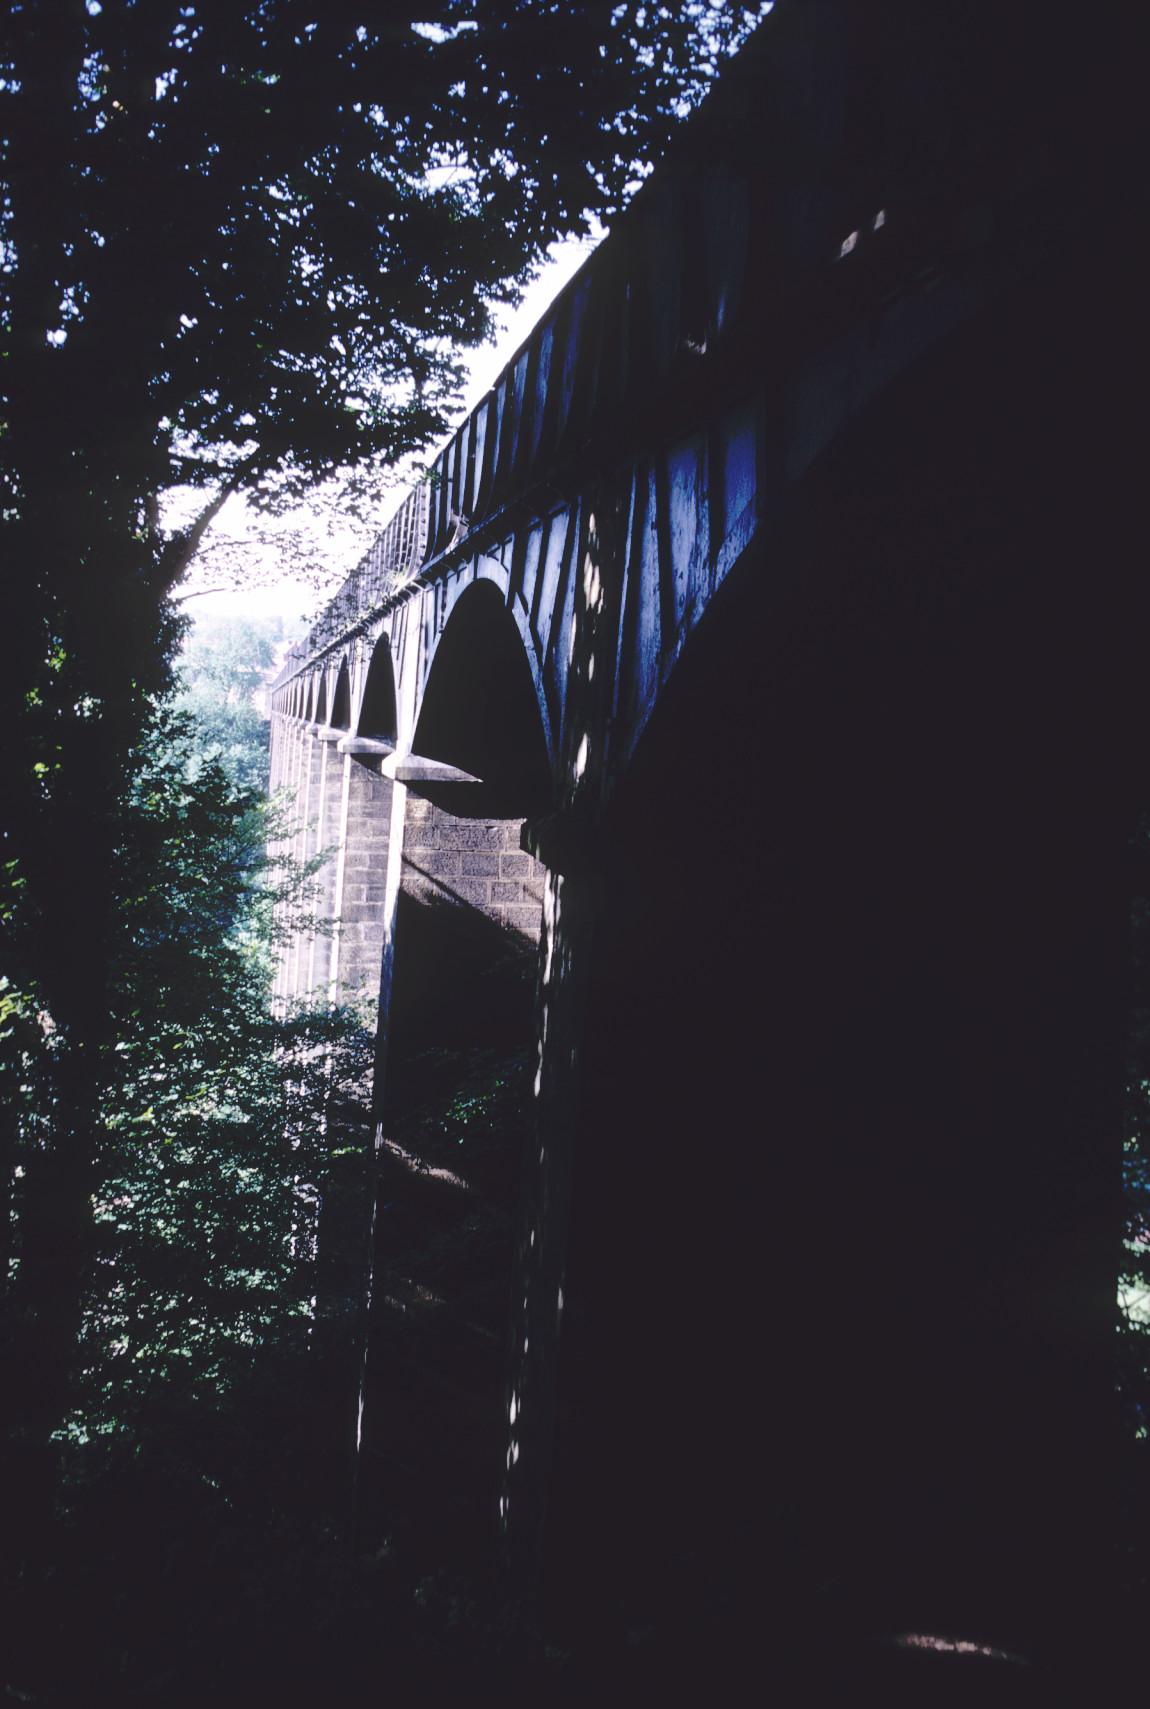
188, 227, 604, 630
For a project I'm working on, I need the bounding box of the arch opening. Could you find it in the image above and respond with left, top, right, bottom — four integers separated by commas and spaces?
357, 635, 398, 745
413, 581, 551, 819
330, 659, 351, 731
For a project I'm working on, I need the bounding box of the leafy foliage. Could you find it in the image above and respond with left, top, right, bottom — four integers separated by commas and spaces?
1, 677, 383, 1700
1, 702, 374, 1466
2, 0, 767, 568
174, 613, 296, 792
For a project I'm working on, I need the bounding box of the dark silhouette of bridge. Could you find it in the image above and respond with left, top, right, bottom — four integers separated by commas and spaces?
269, 1, 1142, 1688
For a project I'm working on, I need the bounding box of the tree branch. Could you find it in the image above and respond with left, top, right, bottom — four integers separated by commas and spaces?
156, 483, 239, 592
155, 452, 269, 593
171, 586, 229, 605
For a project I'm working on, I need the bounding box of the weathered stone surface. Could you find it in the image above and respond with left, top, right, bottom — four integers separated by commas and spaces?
461, 852, 500, 877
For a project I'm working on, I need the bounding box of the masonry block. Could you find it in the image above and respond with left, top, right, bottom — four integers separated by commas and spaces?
420, 850, 463, 878
499, 853, 532, 877
341, 901, 382, 925
462, 852, 500, 877
405, 820, 441, 847
503, 903, 543, 934
454, 824, 508, 851
448, 877, 498, 908
492, 881, 522, 903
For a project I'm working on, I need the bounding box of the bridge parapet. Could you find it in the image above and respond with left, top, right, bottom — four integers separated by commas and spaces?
277, 482, 431, 688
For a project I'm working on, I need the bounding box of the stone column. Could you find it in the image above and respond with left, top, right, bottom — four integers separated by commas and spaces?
499, 855, 598, 1562
290, 727, 322, 1000
500, 487, 627, 1567
305, 734, 344, 998
330, 758, 395, 1010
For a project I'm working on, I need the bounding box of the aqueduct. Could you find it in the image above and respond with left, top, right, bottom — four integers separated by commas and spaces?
268, 0, 1141, 1676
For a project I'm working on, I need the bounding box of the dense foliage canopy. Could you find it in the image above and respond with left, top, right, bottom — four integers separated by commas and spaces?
175, 613, 297, 790
2, 1, 764, 556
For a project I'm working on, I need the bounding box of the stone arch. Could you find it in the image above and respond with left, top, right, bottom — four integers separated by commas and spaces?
356, 632, 398, 744
330, 657, 351, 731
413, 579, 552, 818
420, 568, 554, 772
313, 671, 329, 726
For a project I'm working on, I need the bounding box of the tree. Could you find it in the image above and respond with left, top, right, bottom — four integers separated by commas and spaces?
175, 613, 297, 792
0, 0, 765, 1573
3, 1, 764, 585
3, 697, 376, 1696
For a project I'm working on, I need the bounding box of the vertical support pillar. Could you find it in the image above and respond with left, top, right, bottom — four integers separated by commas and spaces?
332, 759, 395, 1010
327, 751, 354, 1004
306, 735, 343, 998
500, 859, 598, 1564
501, 485, 628, 1568
352, 770, 407, 1499
370, 774, 409, 1104
304, 735, 328, 996
291, 727, 321, 1000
